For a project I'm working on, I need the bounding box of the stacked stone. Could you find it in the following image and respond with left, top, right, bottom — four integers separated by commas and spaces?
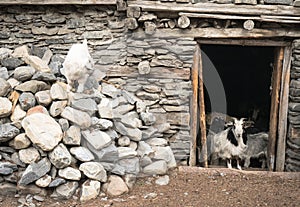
0, 44, 176, 202
287, 39, 300, 171
124, 33, 196, 163
0, 5, 126, 67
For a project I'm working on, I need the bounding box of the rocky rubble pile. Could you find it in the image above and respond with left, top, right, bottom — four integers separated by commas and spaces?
0, 44, 176, 202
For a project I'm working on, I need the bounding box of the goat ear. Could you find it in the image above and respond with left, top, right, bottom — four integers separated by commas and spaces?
240, 118, 246, 122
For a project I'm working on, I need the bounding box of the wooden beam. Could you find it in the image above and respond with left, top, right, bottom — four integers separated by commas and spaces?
106, 65, 190, 80
276, 46, 292, 172
268, 47, 284, 172
0, 0, 116, 5
179, 12, 300, 24
131, 28, 300, 39
189, 44, 199, 167
198, 45, 208, 168
197, 39, 290, 47
128, 1, 300, 17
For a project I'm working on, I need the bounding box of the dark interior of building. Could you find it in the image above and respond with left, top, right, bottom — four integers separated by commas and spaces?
201, 44, 275, 132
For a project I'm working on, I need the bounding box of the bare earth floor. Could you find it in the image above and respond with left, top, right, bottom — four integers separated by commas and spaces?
1, 166, 299, 207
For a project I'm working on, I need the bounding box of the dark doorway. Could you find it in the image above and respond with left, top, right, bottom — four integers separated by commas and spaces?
201, 45, 275, 132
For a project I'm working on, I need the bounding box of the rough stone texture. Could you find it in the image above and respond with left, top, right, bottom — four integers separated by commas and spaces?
102, 175, 129, 197
9, 133, 31, 149
79, 162, 107, 182
143, 160, 168, 175
13, 66, 35, 81
15, 80, 50, 93
19, 92, 36, 111
63, 125, 81, 145
35, 90, 52, 106
0, 97, 12, 118
49, 143, 72, 169
18, 147, 40, 164
35, 174, 52, 188
52, 181, 79, 199
10, 104, 26, 122
19, 158, 51, 185
80, 180, 101, 202
81, 129, 112, 150
70, 146, 95, 162
71, 98, 98, 116
0, 78, 11, 96
21, 113, 63, 151
58, 167, 81, 181
0, 123, 20, 142
264, 0, 292, 5
61, 106, 91, 129
50, 82, 68, 100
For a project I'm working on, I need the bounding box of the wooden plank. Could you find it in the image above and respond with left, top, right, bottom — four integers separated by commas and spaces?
268, 47, 284, 172
128, 1, 300, 17
189, 44, 199, 167
106, 65, 190, 80
0, 0, 116, 5
198, 45, 208, 168
131, 28, 300, 39
276, 46, 292, 172
197, 39, 290, 47
179, 12, 300, 24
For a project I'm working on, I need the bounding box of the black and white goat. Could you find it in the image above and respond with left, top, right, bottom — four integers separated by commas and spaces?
210, 117, 248, 170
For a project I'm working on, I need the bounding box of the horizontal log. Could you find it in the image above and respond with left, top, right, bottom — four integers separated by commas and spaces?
131, 28, 300, 39
106, 66, 190, 80
0, 0, 116, 4
128, 1, 300, 17
179, 12, 300, 24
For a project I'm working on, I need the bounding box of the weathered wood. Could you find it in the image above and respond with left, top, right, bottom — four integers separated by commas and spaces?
128, 1, 300, 16
178, 15, 190, 29
0, 0, 116, 4
189, 45, 199, 166
131, 28, 300, 39
268, 47, 284, 172
197, 39, 290, 47
276, 46, 292, 172
198, 45, 208, 168
243, 20, 255, 31
106, 65, 190, 80
179, 12, 300, 24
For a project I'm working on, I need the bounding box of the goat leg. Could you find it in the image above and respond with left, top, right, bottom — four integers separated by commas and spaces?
227, 159, 232, 169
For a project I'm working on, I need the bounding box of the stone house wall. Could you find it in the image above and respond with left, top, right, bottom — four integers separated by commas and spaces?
0, 1, 300, 170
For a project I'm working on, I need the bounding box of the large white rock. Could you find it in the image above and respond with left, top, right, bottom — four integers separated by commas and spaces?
35, 174, 52, 188
9, 133, 31, 150
118, 147, 137, 159
63, 125, 81, 145
50, 82, 68, 100
21, 113, 63, 151
143, 160, 168, 175
10, 104, 26, 122
79, 162, 107, 182
80, 180, 101, 202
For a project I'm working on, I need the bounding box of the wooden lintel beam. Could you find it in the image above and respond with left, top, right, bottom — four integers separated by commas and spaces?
0, 0, 116, 5
128, 1, 300, 17
131, 28, 300, 39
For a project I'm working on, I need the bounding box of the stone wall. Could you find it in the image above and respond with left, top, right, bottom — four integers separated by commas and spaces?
287, 39, 300, 172
0, 5, 194, 165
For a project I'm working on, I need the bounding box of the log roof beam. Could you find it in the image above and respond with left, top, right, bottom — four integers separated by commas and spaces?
128, 1, 300, 17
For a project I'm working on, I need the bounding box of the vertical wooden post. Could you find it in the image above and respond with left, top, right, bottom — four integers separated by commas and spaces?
189, 44, 200, 166
276, 46, 292, 172
268, 47, 284, 171
198, 47, 208, 168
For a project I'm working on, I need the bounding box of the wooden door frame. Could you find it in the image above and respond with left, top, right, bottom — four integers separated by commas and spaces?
190, 39, 292, 171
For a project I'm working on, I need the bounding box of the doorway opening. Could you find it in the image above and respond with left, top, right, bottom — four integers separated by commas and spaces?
198, 45, 275, 169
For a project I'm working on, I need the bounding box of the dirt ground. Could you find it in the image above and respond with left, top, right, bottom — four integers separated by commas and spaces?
0, 166, 299, 207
